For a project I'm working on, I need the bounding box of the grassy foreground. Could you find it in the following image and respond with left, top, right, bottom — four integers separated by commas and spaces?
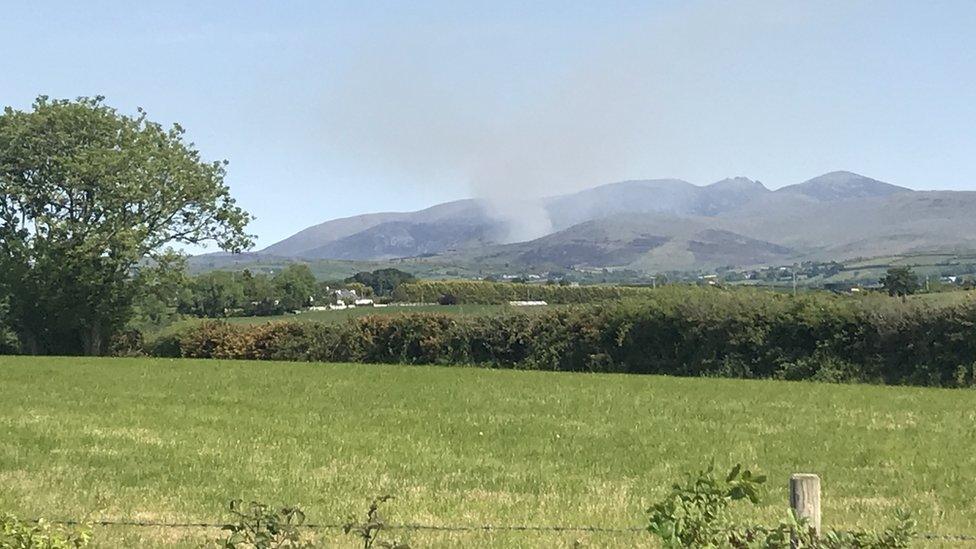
0, 357, 974, 547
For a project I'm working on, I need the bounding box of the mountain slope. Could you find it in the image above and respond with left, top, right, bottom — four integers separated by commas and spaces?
249, 171, 976, 272
300, 220, 501, 260
775, 171, 910, 201
543, 177, 770, 230
457, 214, 794, 271
262, 199, 495, 258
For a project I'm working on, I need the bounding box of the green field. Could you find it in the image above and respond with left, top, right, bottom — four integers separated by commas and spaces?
1, 357, 974, 547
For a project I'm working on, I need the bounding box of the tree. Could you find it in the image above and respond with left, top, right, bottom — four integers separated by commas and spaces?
240, 269, 279, 316
0, 294, 18, 354
273, 264, 316, 310
130, 251, 191, 329
0, 97, 252, 354
880, 266, 920, 297
345, 268, 416, 296
182, 271, 244, 318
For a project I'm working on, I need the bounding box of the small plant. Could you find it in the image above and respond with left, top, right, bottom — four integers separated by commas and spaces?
208, 500, 312, 548
647, 464, 916, 548
647, 463, 766, 547
0, 513, 91, 549
343, 496, 409, 549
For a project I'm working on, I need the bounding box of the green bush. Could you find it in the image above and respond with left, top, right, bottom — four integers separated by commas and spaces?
647, 465, 916, 548
206, 500, 312, 548
0, 513, 91, 549
392, 280, 653, 304
151, 287, 976, 387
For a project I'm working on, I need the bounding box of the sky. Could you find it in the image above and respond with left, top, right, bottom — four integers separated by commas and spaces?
2, 1, 976, 250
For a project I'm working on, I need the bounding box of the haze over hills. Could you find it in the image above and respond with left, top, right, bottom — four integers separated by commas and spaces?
245, 171, 976, 272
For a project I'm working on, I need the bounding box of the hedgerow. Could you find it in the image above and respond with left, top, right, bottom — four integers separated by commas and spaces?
150, 288, 976, 387
392, 280, 654, 304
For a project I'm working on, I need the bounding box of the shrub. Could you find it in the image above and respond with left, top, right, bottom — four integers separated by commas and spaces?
393, 280, 654, 304
145, 287, 976, 387
206, 500, 312, 549
436, 293, 458, 306
0, 513, 91, 549
343, 496, 410, 549
646, 463, 766, 547
646, 465, 916, 548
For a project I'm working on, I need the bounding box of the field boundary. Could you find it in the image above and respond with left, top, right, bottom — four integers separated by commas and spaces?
29, 518, 976, 542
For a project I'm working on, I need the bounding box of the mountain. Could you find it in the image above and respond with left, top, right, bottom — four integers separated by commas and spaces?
242, 171, 976, 272
544, 177, 770, 230
775, 171, 910, 201
261, 199, 499, 259
298, 219, 500, 260
464, 214, 794, 271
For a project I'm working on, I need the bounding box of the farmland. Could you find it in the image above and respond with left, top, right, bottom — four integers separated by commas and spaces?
1, 356, 974, 547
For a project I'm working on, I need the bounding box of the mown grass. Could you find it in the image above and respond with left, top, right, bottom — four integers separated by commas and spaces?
1, 356, 974, 547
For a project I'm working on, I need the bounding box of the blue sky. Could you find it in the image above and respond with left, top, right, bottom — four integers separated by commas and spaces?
2, 1, 975, 249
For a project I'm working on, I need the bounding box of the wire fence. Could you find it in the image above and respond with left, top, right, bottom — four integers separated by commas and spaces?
34, 518, 976, 542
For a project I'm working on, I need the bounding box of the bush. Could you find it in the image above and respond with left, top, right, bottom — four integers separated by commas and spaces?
437, 293, 458, 305
647, 464, 916, 548
145, 287, 976, 387
393, 280, 653, 304
0, 513, 91, 548
206, 500, 312, 548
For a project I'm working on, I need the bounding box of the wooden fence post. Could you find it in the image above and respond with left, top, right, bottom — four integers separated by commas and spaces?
790, 473, 821, 536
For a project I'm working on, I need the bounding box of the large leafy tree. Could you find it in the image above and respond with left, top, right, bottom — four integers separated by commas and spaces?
346, 268, 416, 296
0, 96, 252, 354
880, 266, 920, 297
273, 264, 317, 310
182, 271, 245, 318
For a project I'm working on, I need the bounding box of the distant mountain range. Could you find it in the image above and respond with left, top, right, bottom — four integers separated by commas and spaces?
237, 171, 976, 272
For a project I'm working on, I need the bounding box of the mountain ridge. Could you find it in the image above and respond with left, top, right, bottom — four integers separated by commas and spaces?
240, 171, 976, 272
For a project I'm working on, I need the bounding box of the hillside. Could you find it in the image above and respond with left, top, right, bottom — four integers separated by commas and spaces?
261, 199, 498, 259
463, 214, 794, 271
241, 170, 976, 271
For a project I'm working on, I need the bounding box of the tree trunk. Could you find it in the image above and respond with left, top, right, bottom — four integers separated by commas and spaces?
83, 324, 103, 356
22, 331, 40, 355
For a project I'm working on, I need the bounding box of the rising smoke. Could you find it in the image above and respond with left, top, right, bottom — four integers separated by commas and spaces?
316, 2, 827, 242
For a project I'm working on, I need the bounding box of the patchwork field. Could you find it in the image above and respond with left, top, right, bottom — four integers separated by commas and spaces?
1, 357, 974, 547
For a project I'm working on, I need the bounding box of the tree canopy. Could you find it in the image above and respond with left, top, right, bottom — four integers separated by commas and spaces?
0, 96, 252, 354
880, 266, 920, 297
345, 268, 416, 296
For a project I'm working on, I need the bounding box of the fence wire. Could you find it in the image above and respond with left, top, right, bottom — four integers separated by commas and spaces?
33, 518, 976, 542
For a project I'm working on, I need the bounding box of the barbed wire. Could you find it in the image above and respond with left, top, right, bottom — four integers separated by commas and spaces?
40, 518, 644, 532
33, 518, 976, 541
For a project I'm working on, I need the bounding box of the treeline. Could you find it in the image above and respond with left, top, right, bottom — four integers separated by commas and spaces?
147, 287, 976, 388
177, 265, 319, 318
392, 280, 655, 304
142, 266, 416, 322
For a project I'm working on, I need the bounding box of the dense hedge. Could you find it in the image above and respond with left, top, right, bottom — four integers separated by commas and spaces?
150, 288, 976, 387
391, 280, 654, 304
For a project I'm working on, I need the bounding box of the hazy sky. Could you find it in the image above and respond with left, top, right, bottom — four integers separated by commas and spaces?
3, 1, 975, 249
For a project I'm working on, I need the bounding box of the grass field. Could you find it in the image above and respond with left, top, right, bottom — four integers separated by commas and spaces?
1, 357, 974, 547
